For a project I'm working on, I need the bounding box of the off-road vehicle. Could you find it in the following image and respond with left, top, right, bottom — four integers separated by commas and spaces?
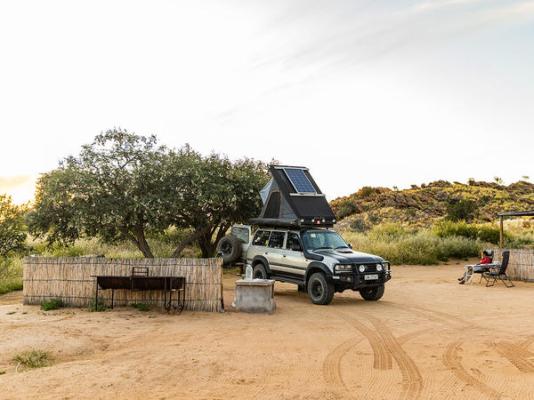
217, 165, 391, 305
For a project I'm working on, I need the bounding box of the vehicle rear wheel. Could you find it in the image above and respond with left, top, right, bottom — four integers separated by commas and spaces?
253, 263, 268, 279
307, 272, 335, 305
359, 285, 385, 301
216, 235, 242, 265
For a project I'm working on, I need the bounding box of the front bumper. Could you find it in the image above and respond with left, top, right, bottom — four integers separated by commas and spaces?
332, 263, 391, 289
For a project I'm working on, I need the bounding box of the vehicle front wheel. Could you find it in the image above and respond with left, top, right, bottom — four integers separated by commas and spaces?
307, 272, 335, 305
253, 263, 268, 279
359, 285, 385, 301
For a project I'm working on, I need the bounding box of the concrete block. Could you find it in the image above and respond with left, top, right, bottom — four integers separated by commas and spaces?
233, 279, 276, 313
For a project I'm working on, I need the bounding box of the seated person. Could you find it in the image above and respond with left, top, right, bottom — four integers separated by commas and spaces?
459, 250, 493, 284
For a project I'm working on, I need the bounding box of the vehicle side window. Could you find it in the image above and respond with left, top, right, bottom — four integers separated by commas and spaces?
286, 232, 302, 251
252, 230, 271, 247
268, 231, 286, 249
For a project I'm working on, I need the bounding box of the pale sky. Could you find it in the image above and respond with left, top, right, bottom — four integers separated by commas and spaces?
1, 0, 533, 204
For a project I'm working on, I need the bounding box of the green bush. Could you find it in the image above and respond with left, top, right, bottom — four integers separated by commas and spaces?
433, 221, 501, 244
349, 217, 367, 233
40, 298, 64, 311
88, 299, 108, 312
131, 303, 151, 312
446, 199, 478, 222
0, 257, 23, 295
476, 225, 501, 244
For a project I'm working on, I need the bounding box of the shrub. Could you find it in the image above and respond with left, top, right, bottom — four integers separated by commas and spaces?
13, 350, 52, 370
88, 299, 108, 312
434, 220, 477, 239
0, 257, 23, 296
446, 199, 478, 222
476, 225, 501, 244
342, 229, 481, 265
433, 221, 501, 244
335, 201, 359, 220
131, 303, 151, 312
368, 223, 410, 241
40, 298, 64, 311
349, 217, 367, 232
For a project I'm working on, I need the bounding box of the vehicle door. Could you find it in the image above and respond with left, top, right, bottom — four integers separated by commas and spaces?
279, 231, 307, 277
266, 230, 287, 273
247, 230, 271, 264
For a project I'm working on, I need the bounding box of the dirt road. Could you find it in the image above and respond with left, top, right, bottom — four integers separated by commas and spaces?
1, 263, 534, 400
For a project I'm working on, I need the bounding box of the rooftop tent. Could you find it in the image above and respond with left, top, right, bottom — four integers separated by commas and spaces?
250, 165, 336, 228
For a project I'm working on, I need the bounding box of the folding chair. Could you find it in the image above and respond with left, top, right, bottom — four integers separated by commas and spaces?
482, 250, 514, 288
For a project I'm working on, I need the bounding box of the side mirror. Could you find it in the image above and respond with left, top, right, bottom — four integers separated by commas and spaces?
348, 243, 353, 249
291, 243, 302, 252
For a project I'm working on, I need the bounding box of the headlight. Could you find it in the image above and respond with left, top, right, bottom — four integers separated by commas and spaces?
376, 264, 383, 272
358, 265, 366, 273
335, 264, 352, 273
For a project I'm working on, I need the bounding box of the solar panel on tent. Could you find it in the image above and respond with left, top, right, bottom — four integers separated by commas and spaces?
284, 168, 317, 193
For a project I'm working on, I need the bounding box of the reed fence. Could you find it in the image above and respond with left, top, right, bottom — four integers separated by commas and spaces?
493, 249, 534, 282
23, 257, 223, 312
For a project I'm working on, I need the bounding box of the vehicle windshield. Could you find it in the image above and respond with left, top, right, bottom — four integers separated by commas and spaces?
301, 230, 348, 251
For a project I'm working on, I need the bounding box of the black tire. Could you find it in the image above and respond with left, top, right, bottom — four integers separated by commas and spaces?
307, 272, 335, 305
253, 263, 268, 279
359, 285, 385, 301
216, 235, 242, 265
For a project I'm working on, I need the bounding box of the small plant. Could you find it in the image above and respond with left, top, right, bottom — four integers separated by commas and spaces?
0, 370, 6, 375
131, 302, 151, 312
13, 350, 52, 371
88, 299, 108, 312
40, 298, 64, 311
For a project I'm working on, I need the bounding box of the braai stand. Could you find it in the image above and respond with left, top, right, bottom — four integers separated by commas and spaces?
93, 267, 186, 313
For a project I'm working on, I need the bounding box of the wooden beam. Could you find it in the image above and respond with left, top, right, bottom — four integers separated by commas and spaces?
499, 215, 504, 248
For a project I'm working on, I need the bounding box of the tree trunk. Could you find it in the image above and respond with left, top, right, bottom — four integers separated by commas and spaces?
171, 227, 209, 258
132, 227, 154, 258
198, 230, 216, 258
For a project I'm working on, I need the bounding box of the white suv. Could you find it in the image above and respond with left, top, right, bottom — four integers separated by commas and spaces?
218, 225, 391, 305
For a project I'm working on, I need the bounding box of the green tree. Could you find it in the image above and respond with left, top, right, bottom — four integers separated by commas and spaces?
29, 129, 269, 258
29, 129, 170, 257
0, 194, 26, 257
165, 149, 268, 257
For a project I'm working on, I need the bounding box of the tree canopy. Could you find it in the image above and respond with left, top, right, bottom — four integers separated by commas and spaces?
0, 194, 26, 257
29, 129, 268, 258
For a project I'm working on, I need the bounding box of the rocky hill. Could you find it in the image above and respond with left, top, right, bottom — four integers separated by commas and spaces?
331, 180, 534, 231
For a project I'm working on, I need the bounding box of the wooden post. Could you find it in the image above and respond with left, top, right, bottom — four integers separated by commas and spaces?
499, 215, 504, 249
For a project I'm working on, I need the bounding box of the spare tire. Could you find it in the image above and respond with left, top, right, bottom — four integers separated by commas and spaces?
216, 235, 242, 265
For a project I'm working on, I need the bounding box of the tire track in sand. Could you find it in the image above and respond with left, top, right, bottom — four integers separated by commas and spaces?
365, 315, 424, 400
492, 340, 534, 373
443, 340, 501, 399
322, 328, 429, 399
322, 336, 364, 397
336, 311, 393, 370
520, 335, 534, 350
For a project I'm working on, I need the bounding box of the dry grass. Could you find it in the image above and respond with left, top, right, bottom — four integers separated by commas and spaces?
12, 350, 52, 371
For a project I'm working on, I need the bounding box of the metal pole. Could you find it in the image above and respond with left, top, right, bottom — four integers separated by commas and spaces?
499, 216, 504, 249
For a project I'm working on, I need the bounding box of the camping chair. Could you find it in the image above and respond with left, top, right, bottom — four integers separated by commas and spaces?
482, 251, 514, 288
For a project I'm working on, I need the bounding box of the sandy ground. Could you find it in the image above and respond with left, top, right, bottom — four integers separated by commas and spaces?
2, 262, 534, 400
